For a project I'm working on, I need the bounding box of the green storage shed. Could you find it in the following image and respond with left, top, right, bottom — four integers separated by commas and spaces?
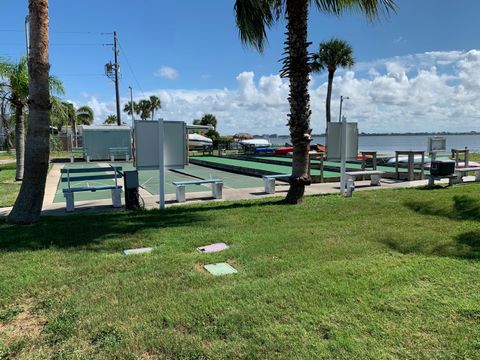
80, 125, 132, 160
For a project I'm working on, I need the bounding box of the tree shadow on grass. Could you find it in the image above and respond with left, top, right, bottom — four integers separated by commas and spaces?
381, 230, 480, 260
405, 195, 480, 221
0, 199, 282, 252
381, 195, 480, 260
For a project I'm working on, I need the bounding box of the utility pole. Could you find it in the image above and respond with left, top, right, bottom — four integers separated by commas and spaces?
113, 32, 121, 126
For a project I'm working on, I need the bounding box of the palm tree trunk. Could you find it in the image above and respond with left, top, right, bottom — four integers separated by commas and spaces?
8, 0, 51, 224
326, 70, 334, 124
14, 104, 25, 180
284, 0, 312, 204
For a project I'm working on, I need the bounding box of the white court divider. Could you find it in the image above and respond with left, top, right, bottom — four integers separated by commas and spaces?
134, 120, 187, 170
134, 119, 187, 209
326, 120, 359, 195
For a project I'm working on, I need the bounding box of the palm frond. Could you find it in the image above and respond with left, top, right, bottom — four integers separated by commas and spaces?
313, 0, 397, 20
48, 75, 65, 96
234, 0, 283, 52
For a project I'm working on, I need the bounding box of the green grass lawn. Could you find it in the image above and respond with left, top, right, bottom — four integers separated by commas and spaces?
0, 152, 15, 161
0, 163, 20, 207
1, 185, 480, 358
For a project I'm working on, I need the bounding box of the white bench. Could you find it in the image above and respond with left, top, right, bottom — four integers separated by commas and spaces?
109, 147, 130, 162
345, 170, 384, 186
172, 179, 223, 202
263, 174, 290, 194
61, 166, 123, 212
454, 167, 480, 183
69, 147, 88, 163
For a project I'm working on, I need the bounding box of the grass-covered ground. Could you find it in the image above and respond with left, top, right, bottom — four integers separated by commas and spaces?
1, 185, 480, 359
0, 163, 20, 207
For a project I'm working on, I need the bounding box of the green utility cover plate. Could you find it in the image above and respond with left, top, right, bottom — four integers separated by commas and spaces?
204, 263, 238, 276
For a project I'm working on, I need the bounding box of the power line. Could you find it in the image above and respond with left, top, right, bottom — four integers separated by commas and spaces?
117, 40, 146, 99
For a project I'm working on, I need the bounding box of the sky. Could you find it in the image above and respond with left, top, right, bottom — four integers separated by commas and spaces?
1, 0, 479, 135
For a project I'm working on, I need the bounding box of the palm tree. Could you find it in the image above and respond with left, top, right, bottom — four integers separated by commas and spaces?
137, 99, 151, 120
200, 113, 217, 129
311, 38, 354, 126
8, 0, 52, 224
0, 57, 28, 180
0, 56, 63, 180
234, 0, 396, 204
76, 105, 94, 125
149, 95, 161, 120
104, 114, 117, 125
0, 87, 13, 149
123, 100, 137, 119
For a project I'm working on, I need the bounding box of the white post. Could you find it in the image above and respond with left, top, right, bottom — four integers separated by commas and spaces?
340, 116, 348, 195
158, 119, 166, 209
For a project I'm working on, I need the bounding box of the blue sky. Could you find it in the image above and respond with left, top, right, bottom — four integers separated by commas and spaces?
1, 0, 480, 134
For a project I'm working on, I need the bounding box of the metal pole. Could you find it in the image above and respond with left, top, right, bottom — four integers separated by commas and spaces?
158, 119, 165, 209
338, 96, 343, 122
24, 16, 29, 59
128, 86, 134, 123
340, 115, 347, 195
129, 86, 135, 165
113, 31, 121, 126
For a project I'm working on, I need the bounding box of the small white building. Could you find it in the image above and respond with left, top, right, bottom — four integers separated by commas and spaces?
79, 125, 132, 160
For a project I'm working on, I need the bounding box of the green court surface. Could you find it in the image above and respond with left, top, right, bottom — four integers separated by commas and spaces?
53, 163, 209, 203
175, 164, 265, 189
248, 155, 429, 174
190, 156, 340, 177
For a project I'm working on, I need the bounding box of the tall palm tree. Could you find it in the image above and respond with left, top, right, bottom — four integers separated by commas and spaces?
123, 100, 137, 119
0, 56, 63, 180
311, 38, 354, 126
0, 86, 13, 149
149, 95, 161, 120
8, 0, 52, 224
234, 0, 396, 204
0, 57, 28, 180
137, 99, 151, 120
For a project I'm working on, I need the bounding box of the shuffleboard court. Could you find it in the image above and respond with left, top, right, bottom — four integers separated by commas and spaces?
107, 163, 210, 196
249, 155, 429, 174
173, 164, 265, 189
190, 156, 340, 177
54, 163, 119, 203
54, 163, 210, 203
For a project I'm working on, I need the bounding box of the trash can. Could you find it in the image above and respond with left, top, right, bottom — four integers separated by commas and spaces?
430, 160, 455, 176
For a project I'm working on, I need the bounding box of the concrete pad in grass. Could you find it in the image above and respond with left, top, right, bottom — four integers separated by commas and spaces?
123, 247, 153, 255
204, 263, 238, 276
197, 243, 229, 253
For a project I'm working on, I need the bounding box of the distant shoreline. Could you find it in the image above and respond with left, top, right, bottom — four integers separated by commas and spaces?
255, 132, 480, 138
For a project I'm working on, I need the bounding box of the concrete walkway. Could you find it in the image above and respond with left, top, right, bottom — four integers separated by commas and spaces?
0, 172, 449, 217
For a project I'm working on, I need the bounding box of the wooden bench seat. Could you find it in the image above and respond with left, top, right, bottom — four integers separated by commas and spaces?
61, 166, 123, 212
172, 179, 223, 202
345, 170, 384, 186
262, 174, 290, 194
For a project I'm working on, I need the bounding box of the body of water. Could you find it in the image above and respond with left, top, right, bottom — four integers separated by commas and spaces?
266, 134, 480, 155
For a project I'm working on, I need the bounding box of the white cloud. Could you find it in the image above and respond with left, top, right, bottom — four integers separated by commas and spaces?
80, 49, 480, 135
154, 66, 179, 80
